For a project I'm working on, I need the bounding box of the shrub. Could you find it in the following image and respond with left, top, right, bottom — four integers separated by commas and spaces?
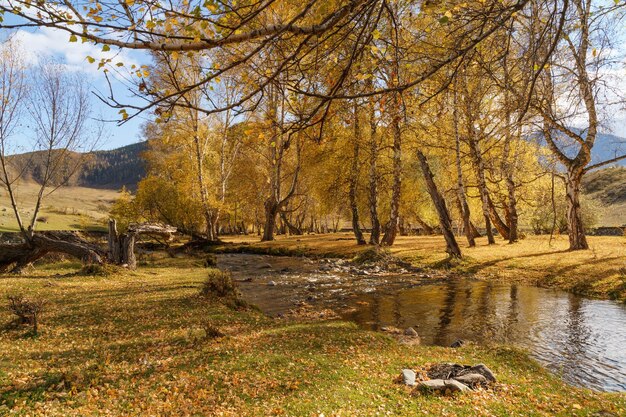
7, 295, 45, 335
200, 270, 248, 309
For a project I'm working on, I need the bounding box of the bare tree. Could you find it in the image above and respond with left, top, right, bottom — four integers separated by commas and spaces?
0, 44, 102, 272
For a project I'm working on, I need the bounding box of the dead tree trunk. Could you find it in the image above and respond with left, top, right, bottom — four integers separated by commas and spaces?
417, 150, 462, 258
108, 220, 176, 270
0, 232, 103, 273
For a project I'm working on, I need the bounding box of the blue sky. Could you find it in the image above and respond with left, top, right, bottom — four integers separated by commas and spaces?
3, 14, 150, 150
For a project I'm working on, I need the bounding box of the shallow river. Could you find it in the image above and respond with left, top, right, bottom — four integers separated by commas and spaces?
217, 254, 626, 392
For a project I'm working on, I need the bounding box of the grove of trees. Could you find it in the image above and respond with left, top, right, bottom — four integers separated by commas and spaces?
2, 0, 626, 267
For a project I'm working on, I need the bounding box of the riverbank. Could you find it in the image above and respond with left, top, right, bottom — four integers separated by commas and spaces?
216, 234, 626, 303
1, 258, 624, 415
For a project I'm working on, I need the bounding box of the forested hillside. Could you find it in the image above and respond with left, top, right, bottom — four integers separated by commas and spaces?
79, 142, 147, 190
9, 141, 146, 191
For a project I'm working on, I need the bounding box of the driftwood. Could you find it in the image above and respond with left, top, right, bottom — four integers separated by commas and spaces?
108, 219, 177, 269
0, 231, 104, 273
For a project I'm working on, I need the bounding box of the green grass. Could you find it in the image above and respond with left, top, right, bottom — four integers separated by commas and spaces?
0, 257, 624, 416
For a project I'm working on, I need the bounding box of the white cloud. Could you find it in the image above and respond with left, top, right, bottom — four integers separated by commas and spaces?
11, 26, 141, 76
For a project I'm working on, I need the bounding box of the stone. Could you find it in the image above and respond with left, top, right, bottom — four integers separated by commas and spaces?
450, 339, 465, 348
404, 327, 419, 337
267, 281, 277, 286
401, 369, 416, 386
261, 263, 272, 269
419, 379, 471, 393
454, 373, 487, 387
465, 364, 496, 383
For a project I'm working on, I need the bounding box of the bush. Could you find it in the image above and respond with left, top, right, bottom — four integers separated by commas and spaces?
7, 294, 45, 335
200, 270, 248, 309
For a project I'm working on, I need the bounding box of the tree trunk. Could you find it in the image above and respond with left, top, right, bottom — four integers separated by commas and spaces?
565, 171, 589, 250
280, 212, 303, 236
381, 104, 402, 246
506, 176, 519, 242
417, 150, 462, 258
414, 216, 435, 235
262, 198, 279, 241
367, 95, 381, 245
468, 137, 496, 244
349, 102, 366, 245
453, 99, 475, 248
455, 195, 475, 247
487, 195, 511, 240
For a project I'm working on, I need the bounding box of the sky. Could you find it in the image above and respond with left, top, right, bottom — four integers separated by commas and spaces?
3, 15, 150, 150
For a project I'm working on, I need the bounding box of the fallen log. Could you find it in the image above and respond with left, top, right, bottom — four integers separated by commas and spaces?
0, 231, 104, 273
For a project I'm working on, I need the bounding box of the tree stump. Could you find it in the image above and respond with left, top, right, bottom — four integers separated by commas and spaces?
108, 219, 176, 269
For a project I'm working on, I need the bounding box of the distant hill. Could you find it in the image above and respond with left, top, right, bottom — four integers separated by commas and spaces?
583, 166, 626, 205
533, 130, 626, 167
79, 142, 147, 190
589, 133, 626, 168
582, 166, 626, 227
9, 141, 147, 191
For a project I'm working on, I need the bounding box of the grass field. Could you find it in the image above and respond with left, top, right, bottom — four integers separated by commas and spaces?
0, 182, 119, 233
0, 257, 624, 416
218, 233, 626, 302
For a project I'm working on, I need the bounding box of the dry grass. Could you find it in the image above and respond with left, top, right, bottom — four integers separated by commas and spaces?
220, 233, 626, 302
0, 182, 120, 233
0, 257, 624, 416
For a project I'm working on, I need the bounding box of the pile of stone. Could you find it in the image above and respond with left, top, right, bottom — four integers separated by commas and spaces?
400, 362, 496, 394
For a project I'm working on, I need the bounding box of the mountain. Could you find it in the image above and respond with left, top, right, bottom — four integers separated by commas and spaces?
533, 130, 626, 167
9, 141, 147, 191
589, 133, 626, 168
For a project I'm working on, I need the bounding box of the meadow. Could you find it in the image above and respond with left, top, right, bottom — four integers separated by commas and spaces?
1, 256, 624, 416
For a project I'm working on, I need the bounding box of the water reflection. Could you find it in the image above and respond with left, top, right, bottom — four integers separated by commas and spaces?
345, 280, 626, 392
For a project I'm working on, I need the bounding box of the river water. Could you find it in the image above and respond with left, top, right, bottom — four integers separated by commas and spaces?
217, 254, 626, 392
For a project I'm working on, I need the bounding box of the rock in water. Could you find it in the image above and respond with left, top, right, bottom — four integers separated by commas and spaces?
419, 379, 471, 393
404, 327, 419, 337
401, 369, 416, 386
454, 373, 487, 388
267, 281, 277, 286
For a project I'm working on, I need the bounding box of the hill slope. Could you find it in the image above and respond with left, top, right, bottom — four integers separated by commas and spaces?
582, 167, 626, 227
79, 141, 147, 190
9, 141, 147, 191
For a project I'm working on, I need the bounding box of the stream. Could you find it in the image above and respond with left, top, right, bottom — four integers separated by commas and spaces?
217, 253, 626, 392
